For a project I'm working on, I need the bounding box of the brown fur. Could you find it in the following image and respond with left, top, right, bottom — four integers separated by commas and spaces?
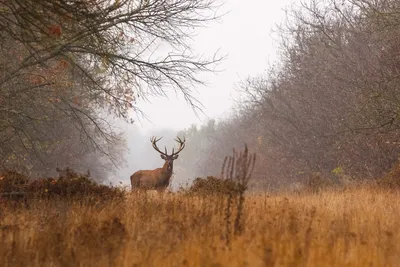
130, 159, 174, 192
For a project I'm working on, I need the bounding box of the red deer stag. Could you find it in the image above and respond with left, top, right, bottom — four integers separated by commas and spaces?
130, 136, 186, 192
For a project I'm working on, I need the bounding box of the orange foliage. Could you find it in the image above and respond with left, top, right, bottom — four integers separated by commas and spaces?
48, 24, 62, 38
29, 76, 45, 85
57, 59, 69, 70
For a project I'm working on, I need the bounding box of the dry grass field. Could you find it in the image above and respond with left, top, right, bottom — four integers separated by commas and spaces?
0, 186, 399, 267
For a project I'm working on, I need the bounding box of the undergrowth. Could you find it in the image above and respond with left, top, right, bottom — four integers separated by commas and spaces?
1, 148, 400, 266
0, 187, 399, 266
0, 167, 124, 202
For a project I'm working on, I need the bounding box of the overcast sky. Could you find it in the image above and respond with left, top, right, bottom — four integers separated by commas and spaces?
131, 0, 296, 132
115, 0, 297, 186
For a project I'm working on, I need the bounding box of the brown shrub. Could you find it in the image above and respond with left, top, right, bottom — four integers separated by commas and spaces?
0, 170, 29, 192
376, 162, 400, 189
0, 168, 124, 201
306, 172, 336, 193
184, 176, 240, 196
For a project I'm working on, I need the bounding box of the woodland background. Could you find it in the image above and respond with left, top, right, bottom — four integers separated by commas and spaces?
2, 0, 400, 190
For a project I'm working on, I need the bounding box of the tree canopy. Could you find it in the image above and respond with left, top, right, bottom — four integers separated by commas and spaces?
0, 0, 223, 180
176, 0, 400, 189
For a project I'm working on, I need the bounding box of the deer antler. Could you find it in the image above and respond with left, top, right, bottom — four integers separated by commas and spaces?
150, 136, 168, 156
171, 136, 186, 156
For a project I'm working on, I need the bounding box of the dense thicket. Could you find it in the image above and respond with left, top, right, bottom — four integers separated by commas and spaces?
0, 0, 222, 181
177, 0, 400, 188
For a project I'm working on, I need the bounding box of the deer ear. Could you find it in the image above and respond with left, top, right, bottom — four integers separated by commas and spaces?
173, 155, 179, 160
161, 154, 167, 160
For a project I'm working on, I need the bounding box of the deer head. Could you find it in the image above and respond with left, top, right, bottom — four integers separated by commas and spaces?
150, 136, 185, 174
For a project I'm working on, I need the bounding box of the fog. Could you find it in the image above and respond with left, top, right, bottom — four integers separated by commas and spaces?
108, 0, 296, 189
113, 124, 186, 190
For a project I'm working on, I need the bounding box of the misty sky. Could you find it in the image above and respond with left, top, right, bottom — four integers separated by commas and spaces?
134, 0, 296, 132
116, 0, 297, 187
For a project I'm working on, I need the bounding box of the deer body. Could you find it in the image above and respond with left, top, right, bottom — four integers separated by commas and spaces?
130, 136, 185, 192
131, 162, 173, 191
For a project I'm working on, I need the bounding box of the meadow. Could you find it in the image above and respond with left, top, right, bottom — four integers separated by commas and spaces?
1, 185, 399, 267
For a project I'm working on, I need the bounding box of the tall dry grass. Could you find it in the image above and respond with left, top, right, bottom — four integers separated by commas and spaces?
0, 186, 399, 267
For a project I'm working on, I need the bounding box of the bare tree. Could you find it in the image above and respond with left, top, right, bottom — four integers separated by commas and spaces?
187, 0, 400, 189
0, 0, 224, 177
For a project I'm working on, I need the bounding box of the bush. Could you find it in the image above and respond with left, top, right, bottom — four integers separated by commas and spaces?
184, 176, 241, 196
0, 168, 124, 201
0, 170, 29, 192
376, 162, 400, 189
306, 172, 336, 193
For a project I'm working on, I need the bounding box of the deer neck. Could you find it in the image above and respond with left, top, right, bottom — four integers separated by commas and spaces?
162, 160, 173, 176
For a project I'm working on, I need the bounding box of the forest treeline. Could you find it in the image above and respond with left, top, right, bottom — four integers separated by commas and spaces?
0, 0, 222, 181
176, 0, 400, 188
3, 0, 400, 188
